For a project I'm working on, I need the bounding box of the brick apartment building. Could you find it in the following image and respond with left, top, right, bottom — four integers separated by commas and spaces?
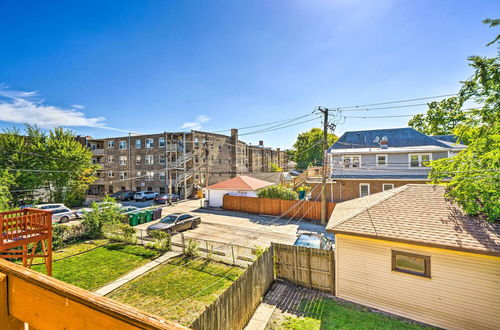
82, 129, 287, 198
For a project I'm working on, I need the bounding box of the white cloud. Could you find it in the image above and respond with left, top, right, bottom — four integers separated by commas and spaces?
0, 86, 106, 129
180, 115, 211, 130
71, 104, 85, 109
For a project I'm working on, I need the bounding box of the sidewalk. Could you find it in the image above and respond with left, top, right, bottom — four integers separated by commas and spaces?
94, 250, 182, 296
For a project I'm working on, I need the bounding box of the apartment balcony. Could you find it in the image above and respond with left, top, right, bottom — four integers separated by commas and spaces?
91, 148, 105, 155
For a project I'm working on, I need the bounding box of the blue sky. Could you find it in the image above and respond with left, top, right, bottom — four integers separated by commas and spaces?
0, 0, 498, 148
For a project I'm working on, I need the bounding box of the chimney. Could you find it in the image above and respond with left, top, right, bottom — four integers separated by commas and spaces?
230, 129, 238, 177
259, 140, 264, 147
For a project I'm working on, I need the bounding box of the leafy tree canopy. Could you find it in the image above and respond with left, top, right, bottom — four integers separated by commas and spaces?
409, 19, 500, 221
257, 185, 298, 200
291, 128, 338, 169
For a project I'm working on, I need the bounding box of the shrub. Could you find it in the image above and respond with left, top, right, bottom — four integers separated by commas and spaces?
257, 185, 298, 200
252, 245, 265, 257
148, 230, 171, 252
184, 239, 199, 258
52, 223, 87, 249
81, 200, 125, 239
102, 223, 137, 244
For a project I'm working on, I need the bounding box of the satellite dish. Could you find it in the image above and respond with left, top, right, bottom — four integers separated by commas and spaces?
373, 136, 380, 143
381, 136, 388, 142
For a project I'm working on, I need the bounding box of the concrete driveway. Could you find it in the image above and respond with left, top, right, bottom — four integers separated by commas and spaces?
135, 199, 327, 249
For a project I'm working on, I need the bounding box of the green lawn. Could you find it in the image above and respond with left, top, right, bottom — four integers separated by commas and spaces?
107, 256, 245, 326
31, 240, 160, 291
272, 298, 432, 330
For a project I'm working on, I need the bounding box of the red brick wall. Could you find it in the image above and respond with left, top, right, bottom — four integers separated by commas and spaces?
310, 180, 430, 202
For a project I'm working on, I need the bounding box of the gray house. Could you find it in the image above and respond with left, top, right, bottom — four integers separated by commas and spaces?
309, 127, 466, 202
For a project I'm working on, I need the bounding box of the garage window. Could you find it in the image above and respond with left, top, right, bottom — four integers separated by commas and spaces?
392, 250, 430, 278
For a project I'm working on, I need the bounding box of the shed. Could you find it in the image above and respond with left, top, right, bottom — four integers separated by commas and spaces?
327, 184, 500, 329
204, 175, 274, 207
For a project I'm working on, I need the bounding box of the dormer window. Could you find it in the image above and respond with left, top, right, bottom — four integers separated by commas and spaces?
376, 154, 387, 166
409, 154, 431, 167
342, 155, 361, 168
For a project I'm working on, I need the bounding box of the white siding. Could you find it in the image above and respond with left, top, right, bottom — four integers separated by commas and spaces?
335, 234, 500, 330
206, 189, 258, 207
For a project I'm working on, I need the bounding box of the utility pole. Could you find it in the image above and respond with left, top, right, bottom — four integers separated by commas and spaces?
318, 107, 329, 225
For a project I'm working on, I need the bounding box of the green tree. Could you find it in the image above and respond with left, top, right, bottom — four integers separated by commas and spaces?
409, 19, 500, 221
0, 125, 99, 207
0, 170, 14, 211
292, 128, 338, 169
257, 185, 298, 200
270, 162, 283, 172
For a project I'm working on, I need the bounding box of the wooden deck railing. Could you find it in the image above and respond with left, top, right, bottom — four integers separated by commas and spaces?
0, 259, 185, 330
0, 208, 52, 248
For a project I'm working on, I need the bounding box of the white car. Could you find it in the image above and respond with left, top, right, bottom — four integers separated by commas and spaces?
75, 202, 122, 218
51, 207, 78, 224
34, 203, 67, 210
134, 191, 158, 201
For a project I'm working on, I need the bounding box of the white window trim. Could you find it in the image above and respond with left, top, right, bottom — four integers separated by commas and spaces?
382, 183, 394, 191
119, 156, 127, 166
359, 183, 370, 197
107, 141, 115, 148
108, 170, 114, 177
376, 154, 388, 166
145, 155, 154, 165
342, 155, 362, 168
159, 138, 165, 147
108, 156, 114, 163
135, 139, 141, 149
408, 153, 432, 168
119, 140, 127, 150
145, 138, 154, 148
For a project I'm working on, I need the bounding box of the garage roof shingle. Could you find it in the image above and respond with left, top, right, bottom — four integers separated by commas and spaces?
205, 175, 274, 191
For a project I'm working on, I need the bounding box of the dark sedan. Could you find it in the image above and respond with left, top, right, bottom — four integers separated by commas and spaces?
154, 193, 182, 204
146, 213, 201, 235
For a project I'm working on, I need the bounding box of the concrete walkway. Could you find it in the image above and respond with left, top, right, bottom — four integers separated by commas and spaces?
244, 303, 276, 330
94, 250, 182, 296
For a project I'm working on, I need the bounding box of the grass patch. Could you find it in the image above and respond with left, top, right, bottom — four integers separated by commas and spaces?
31, 240, 160, 291
107, 256, 245, 326
273, 298, 432, 330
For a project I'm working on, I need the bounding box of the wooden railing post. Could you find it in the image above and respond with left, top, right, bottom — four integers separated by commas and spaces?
0, 273, 24, 329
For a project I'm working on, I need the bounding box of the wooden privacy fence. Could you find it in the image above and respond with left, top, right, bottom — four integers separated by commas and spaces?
223, 195, 335, 221
191, 245, 275, 330
274, 243, 335, 294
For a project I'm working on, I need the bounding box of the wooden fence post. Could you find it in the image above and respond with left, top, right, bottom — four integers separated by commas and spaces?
231, 245, 236, 265
0, 273, 25, 329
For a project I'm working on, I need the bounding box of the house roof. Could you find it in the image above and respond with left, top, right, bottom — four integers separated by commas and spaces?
205, 175, 274, 191
245, 172, 283, 184
328, 127, 466, 152
327, 184, 500, 256
329, 167, 430, 180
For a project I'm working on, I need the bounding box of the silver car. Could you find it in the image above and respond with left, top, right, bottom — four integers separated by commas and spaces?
51, 207, 78, 224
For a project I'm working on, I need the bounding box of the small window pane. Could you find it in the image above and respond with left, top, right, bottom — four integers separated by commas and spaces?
421, 154, 430, 166
377, 155, 386, 165
395, 254, 425, 273
410, 155, 419, 167
352, 156, 360, 167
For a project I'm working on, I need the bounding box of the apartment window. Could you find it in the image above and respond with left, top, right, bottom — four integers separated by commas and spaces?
145, 155, 154, 165
119, 171, 127, 180
194, 155, 199, 163
383, 183, 394, 191
107, 141, 115, 148
228, 145, 231, 150
159, 187, 165, 194
218, 145, 222, 150
147, 187, 153, 191
409, 154, 432, 167
194, 138, 199, 148
136, 186, 141, 192
359, 183, 370, 197
159, 155, 166, 165
119, 141, 127, 150
146, 138, 154, 148
135, 139, 141, 149
159, 137, 165, 147
108, 170, 114, 177
119, 156, 127, 165
343, 155, 361, 168
108, 186, 113, 193
392, 250, 430, 278
136, 155, 141, 165
146, 171, 154, 181
376, 154, 387, 166
108, 155, 114, 163
160, 171, 166, 181
136, 171, 142, 178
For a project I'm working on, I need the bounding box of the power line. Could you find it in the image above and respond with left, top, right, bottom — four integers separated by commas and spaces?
208, 113, 315, 133
239, 116, 322, 136
331, 93, 457, 110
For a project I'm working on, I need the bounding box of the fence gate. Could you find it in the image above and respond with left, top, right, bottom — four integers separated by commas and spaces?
273, 243, 335, 294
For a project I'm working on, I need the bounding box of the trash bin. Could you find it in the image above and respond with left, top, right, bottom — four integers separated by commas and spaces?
128, 212, 139, 226
146, 210, 154, 222
153, 208, 162, 220
138, 211, 146, 224
197, 189, 203, 199
299, 190, 306, 200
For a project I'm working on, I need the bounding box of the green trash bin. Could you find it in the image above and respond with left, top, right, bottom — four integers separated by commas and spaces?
146, 210, 154, 222
138, 211, 146, 224
128, 212, 139, 226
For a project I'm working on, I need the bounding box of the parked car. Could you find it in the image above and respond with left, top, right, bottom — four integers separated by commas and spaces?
51, 207, 78, 224
146, 213, 201, 235
119, 206, 139, 214
34, 203, 67, 210
154, 193, 182, 204
75, 202, 122, 218
294, 232, 333, 250
134, 191, 158, 201
109, 190, 135, 201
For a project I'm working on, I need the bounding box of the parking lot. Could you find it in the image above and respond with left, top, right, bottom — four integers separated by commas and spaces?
134, 199, 327, 249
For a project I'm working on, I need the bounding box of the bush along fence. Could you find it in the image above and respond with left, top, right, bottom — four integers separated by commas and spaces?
191, 245, 275, 330
222, 195, 335, 221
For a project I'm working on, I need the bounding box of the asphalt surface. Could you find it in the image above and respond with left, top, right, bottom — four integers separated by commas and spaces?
135, 199, 327, 249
